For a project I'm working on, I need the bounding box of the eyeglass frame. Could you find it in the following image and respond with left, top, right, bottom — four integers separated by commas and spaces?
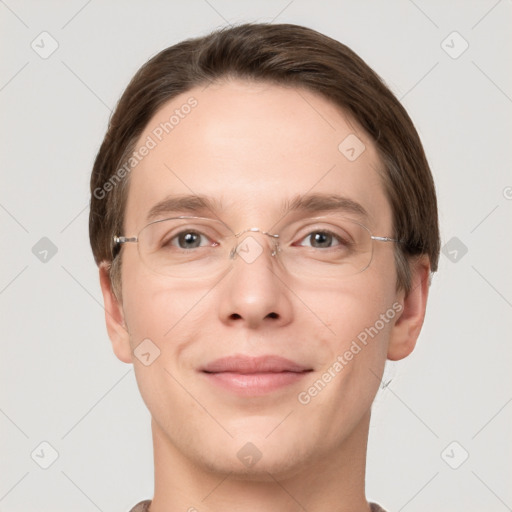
112, 215, 403, 277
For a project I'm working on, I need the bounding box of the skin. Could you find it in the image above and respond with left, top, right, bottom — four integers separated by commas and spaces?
99, 79, 430, 512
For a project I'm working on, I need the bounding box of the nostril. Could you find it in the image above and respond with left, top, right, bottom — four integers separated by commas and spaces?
266, 312, 279, 319
229, 313, 242, 320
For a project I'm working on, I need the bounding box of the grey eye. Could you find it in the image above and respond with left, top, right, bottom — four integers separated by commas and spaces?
167, 231, 210, 249
299, 231, 342, 249
178, 231, 202, 248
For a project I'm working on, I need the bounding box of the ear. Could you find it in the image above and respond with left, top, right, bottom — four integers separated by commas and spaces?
387, 255, 431, 361
98, 262, 132, 364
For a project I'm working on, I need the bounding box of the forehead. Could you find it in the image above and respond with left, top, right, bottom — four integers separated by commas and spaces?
123, 79, 392, 232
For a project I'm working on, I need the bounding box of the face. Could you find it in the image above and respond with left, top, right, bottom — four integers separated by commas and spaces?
107, 79, 413, 479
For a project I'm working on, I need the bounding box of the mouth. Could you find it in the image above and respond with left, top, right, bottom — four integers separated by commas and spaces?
200, 355, 313, 396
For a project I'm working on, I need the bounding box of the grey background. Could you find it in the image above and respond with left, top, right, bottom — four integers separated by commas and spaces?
1, 1, 511, 511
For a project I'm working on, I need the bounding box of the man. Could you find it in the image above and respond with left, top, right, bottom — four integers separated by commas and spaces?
90, 23, 439, 512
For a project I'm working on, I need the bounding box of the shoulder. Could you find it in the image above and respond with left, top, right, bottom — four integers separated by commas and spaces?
128, 499, 152, 512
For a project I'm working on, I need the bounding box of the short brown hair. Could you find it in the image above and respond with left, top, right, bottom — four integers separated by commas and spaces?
89, 23, 440, 296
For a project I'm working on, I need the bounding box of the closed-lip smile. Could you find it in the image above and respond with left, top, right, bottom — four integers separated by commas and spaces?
200, 355, 312, 395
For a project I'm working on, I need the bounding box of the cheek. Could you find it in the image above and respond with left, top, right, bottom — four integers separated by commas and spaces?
300, 276, 398, 409
120, 260, 215, 372
119, 269, 206, 421
121, 253, 192, 338
299, 270, 399, 394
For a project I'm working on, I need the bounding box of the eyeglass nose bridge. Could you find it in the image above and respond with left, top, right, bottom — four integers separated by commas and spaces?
229, 227, 281, 260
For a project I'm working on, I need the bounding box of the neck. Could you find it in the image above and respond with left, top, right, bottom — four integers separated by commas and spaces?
149, 411, 373, 512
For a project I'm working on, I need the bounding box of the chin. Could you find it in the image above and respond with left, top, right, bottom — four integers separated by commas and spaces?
191, 433, 314, 482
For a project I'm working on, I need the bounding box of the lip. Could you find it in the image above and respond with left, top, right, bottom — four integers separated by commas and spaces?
202, 354, 311, 373
200, 355, 312, 396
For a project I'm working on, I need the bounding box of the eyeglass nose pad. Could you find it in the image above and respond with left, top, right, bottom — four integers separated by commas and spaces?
229, 242, 281, 261
228, 240, 281, 260
229, 229, 280, 261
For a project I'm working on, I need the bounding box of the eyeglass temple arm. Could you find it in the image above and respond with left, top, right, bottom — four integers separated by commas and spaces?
371, 236, 403, 243
113, 236, 137, 244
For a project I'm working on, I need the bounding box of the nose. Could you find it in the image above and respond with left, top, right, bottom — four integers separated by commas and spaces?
217, 232, 293, 330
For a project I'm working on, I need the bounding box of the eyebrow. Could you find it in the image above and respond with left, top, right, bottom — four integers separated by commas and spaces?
283, 193, 368, 219
145, 193, 369, 223
146, 194, 223, 222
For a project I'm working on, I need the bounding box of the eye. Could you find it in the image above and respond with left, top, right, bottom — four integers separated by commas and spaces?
297, 230, 346, 249
166, 230, 215, 250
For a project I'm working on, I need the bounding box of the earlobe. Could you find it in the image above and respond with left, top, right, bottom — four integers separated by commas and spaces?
98, 262, 132, 364
387, 256, 431, 361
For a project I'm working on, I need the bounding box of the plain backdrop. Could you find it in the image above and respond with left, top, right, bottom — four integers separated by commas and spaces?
1, 1, 511, 511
